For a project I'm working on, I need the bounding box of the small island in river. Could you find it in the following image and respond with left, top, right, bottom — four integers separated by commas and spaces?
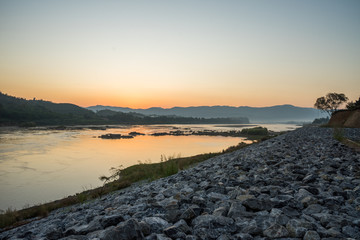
99, 127, 271, 140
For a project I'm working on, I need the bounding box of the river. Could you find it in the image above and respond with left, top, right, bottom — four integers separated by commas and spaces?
0, 123, 300, 211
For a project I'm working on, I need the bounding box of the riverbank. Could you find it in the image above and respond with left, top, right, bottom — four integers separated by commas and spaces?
1, 126, 359, 239
0, 135, 272, 231
1, 124, 276, 212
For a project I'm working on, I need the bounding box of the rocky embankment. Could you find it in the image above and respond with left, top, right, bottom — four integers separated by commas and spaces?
1, 127, 360, 240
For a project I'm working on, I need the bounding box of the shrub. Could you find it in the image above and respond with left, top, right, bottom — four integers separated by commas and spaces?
241, 127, 268, 135
346, 97, 360, 110
312, 117, 329, 125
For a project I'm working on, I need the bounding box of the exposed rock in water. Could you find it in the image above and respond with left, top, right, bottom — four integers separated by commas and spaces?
99, 133, 134, 139
128, 131, 145, 136
1, 126, 360, 239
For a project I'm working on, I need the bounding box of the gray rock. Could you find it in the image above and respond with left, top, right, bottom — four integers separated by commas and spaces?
301, 196, 318, 207
269, 208, 282, 217
100, 214, 125, 228
192, 214, 234, 229
139, 221, 151, 236
180, 207, 197, 221
303, 230, 320, 240
163, 219, 190, 238
236, 194, 255, 201
303, 174, 318, 183
311, 213, 331, 227
254, 214, 275, 231
208, 192, 229, 202
192, 214, 236, 238
192, 196, 206, 205
286, 219, 307, 238
227, 201, 246, 219
213, 206, 228, 216
281, 206, 300, 217
162, 188, 177, 198
100, 219, 143, 240
185, 235, 197, 240
143, 217, 171, 233
43, 224, 63, 240
236, 219, 261, 235
217, 234, 230, 240
263, 224, 289, 238
242, 198, 273, 211
295, 189, 313, 200
302, 204, 323, 215
342, 225, 360, 238
146, 233, 172, 240
324, 227, 343, 238
233, 233, 254, 240
60, 236, 88, 240
64, 219, 102, 236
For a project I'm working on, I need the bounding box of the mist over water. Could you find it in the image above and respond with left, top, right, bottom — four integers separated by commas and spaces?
0, 124, 299, 210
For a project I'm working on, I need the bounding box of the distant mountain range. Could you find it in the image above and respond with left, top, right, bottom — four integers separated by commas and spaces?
0, 92, 326, 125
87, 105, 327, 123
0, 92, 248, 126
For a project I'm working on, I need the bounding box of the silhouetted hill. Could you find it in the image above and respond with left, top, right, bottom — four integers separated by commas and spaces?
0, 92, 249, 126
35, 101, 93, 115
0, 92, 99, 126
87, 104, 326, 123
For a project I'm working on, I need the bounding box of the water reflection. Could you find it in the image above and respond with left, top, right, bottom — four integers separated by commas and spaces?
0, 124, 300, 210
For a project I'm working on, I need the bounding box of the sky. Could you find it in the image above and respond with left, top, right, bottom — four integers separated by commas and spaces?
0, 0, 359, 108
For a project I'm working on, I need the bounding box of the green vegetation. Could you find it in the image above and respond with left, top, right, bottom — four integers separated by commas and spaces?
240, 126, 268, 136
147, 127, 270, 140
0, 136, 278, 230
346, 97, 360, 110
0, 92, 102, 126
98, 142, 252, 193
333, 128, 345, 141
312, 117, 329, 125
332, 127, 360, 152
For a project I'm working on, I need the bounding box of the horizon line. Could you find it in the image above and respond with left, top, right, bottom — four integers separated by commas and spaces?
0, 91, 316, 109
85, 104, 316, 109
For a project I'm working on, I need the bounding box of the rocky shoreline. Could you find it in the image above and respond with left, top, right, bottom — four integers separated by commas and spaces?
1, 126, 360, 239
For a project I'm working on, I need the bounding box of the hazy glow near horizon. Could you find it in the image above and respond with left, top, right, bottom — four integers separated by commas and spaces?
1, 0, 359, 108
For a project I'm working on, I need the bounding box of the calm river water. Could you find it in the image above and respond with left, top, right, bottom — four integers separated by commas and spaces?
0, 124, 299, 210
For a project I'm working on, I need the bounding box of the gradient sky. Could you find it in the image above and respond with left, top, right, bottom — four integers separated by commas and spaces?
1, 0, 359, 108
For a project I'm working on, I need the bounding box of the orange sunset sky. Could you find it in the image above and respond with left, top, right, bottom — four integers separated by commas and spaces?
1, 1, 359, 108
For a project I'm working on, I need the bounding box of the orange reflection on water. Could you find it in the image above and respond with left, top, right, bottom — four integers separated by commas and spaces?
0, 126, 244, 210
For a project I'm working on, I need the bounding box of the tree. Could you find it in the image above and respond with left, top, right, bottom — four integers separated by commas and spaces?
346, 97, 360, 110
314, 93, 348, 117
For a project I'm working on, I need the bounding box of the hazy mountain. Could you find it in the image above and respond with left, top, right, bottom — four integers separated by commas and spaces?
96, 109, 249, 125
87, 104, 326, 123
0, 92, 249, 126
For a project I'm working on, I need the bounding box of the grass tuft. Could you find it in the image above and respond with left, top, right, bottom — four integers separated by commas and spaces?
333, 127, 345, 141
